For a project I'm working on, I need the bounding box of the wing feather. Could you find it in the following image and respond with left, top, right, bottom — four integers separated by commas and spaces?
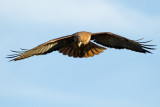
58, 41, 106, 58
87, 50, 94, 57
73, 50, 78, 58
91, 32, 155, 53
84, 50, 89, 58
91, 48, 99, 55
63, 47, 71, 55
68, 47, 74, 57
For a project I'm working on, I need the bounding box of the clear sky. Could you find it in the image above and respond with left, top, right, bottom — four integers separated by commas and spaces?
0, 0, 160, 107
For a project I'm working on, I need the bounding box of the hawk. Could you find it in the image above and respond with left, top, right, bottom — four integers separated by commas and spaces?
7, 31, 155, 61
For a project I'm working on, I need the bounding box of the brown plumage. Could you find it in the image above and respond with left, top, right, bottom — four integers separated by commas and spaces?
7, 31, 155, 61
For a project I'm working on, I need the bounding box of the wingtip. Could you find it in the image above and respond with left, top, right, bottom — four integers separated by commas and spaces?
135, 38, 144, 41
138, 39, 156, 54
6, 56, 16, 62
143, 49, 154, 54
7, 49, 23, 62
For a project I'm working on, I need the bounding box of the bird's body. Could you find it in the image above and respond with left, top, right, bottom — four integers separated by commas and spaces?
59, 31, 106, 58
7, 31, 155, 61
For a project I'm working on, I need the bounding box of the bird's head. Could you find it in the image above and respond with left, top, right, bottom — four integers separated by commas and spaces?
74, 32, 84, 47
74, 31, 91, 47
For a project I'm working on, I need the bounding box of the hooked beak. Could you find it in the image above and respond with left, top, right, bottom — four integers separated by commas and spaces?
78, 42, 82, 47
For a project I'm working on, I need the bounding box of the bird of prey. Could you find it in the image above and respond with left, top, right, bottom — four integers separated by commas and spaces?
7, 31, 155, 61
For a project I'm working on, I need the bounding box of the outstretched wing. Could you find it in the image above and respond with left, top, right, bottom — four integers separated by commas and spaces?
7, 35, 74, 61
91, 32, 155, 53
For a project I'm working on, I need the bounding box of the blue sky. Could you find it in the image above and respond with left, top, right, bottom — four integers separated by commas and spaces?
0, 0, 160, 107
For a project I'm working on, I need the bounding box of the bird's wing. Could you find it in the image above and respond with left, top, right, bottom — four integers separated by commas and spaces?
91, 32, 155, 53
7, 35, 74, 61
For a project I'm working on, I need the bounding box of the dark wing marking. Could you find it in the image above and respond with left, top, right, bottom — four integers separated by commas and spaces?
7, 35, 74, 61
91, 32, 156, 53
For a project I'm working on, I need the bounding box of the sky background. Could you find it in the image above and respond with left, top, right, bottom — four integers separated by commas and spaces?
0, 0, 160, 107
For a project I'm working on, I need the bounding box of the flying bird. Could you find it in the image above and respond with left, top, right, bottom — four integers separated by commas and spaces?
7, 31, 155, 61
